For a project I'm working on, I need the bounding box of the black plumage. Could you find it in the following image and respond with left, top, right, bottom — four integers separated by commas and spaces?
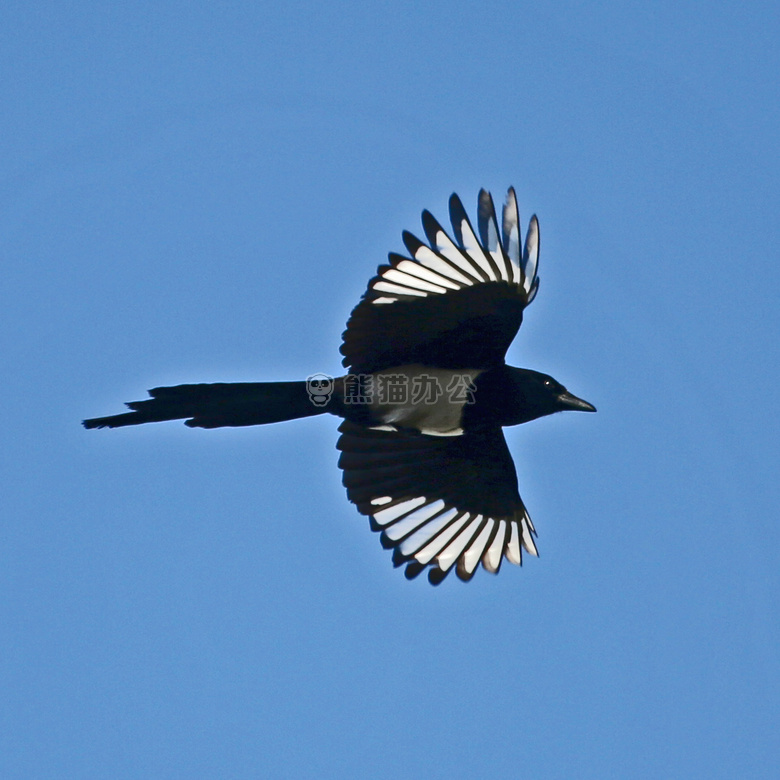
84, 188, 595, 583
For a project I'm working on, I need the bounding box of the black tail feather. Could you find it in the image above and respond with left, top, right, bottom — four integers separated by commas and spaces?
83, 381, 327, 429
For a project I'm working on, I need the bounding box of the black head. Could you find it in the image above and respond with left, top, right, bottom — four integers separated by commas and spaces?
499, 366, 596, 426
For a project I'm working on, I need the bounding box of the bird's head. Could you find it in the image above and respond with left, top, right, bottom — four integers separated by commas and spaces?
503, 367, 596, 425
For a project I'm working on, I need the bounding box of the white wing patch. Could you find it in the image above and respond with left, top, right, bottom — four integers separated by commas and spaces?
482, 519, 507, 573
368, 188, 540, 306
382, 499, 448, 541
459, 518, 493, 577
367, 494, 538, 582
399, 507, 460, 556
502, 187, 522, 285
407, 242, 474, 285
522, 215, 540, 300
477, 189, 512, 283
393, 259, 461, 290
372, 496, 427, 525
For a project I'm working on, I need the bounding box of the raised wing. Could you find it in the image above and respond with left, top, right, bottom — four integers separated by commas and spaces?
341, 188, 540, 374
337, 421, 538, 584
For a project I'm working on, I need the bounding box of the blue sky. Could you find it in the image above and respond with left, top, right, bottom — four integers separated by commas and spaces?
2, 1, 779, 777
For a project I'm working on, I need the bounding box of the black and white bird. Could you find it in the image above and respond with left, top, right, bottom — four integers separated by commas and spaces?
84, 188, 595, 584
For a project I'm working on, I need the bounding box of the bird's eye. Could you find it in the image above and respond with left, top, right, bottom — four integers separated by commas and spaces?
544, 379, 553, 387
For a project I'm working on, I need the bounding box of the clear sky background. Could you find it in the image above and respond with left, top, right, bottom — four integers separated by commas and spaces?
2, 2, 779, 777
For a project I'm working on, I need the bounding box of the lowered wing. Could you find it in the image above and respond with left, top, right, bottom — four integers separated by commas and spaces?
337, 421, 538, 584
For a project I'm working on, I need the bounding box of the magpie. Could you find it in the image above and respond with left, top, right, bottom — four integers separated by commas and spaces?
84, 188, 595, 584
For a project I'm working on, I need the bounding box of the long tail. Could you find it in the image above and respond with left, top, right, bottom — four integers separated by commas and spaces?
83, 381, 328, 429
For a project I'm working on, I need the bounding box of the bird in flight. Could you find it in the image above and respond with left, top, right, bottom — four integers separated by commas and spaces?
84, 188, 595, 584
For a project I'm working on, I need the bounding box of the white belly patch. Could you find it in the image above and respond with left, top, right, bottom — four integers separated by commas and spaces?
367, 365, 482, 437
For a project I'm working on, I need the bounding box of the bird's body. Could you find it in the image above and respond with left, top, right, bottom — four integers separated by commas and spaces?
84, 188, 595, 583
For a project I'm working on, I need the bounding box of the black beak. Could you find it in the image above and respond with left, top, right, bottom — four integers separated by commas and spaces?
558, 391, 597, 413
